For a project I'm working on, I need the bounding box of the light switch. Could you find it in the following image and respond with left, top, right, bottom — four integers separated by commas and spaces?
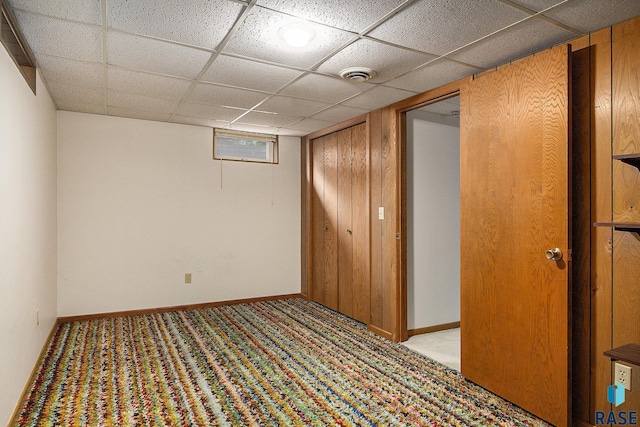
378, 207, 384, 220
185, 273, 192, 284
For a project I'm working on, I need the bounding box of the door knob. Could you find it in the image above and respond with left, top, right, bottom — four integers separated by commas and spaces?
545, 248, 563, 261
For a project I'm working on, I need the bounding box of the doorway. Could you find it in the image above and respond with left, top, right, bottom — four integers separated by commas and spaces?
402, 95, 461, 370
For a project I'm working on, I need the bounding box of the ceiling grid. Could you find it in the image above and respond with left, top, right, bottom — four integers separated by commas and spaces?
5, 0, 640, 135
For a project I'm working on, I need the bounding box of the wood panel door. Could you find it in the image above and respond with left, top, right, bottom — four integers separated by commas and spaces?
460, 45, 571, 427
311, 123, 369, 321
312, 133, 339, 311
337, 124, 370, 323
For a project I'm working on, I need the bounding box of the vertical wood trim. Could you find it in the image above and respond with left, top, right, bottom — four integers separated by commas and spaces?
369, 110, 384, 330
398, 110, 408, 342
381, 106, 396, 338
301, 137, 311, 297
570, 42, 592, 424
311, 137, 326, 304
338, 128, 354, 318
589, 27, 614, 420
324, 133, 339, 311
352, 123, 371, 323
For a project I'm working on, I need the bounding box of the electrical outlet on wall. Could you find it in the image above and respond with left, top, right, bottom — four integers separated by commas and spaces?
614, 362, 632, 391
185, 273, 192, 284
35, 309, 39, 327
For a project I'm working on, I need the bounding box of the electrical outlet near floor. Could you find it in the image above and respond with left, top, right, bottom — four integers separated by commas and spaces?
615, 362, 632, 391
36, 309, 39, 327
184, 273, 192, 284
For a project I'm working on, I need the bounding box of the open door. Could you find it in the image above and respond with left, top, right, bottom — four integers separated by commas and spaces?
460, 45, 571, 427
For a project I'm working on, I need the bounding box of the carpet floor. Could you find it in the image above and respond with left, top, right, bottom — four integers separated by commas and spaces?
14, 298, 550, 426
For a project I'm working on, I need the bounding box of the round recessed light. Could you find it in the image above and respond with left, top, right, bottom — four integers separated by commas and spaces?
278, 23, 316, 48
339, 67, 377, 82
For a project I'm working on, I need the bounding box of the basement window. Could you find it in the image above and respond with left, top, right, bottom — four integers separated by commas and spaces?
0, 0, 36, 94
213, 129, 279, 164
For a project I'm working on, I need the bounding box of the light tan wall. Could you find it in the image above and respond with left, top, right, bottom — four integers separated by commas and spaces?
0, 47, 58, 424
57, 112, 301, 317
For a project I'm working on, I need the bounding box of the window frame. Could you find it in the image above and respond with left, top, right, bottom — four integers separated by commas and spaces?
213, 128, 279, 164
0, 0, 36, 94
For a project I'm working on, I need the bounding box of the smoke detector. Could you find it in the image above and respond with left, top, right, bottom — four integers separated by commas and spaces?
339, 67, 377, 82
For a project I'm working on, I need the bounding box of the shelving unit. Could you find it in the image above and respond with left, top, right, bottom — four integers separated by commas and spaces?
604, 343, 640, 366
593, 222, 640, 234
613, 153, 640, 171
593, 154, 640, 234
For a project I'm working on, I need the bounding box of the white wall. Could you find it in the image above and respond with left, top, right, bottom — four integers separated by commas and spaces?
57, 112, 301, 316
406, 109, 460, 330
0, 49, 58, 424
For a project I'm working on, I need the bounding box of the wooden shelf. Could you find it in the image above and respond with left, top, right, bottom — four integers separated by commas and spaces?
604, 344, 640, 367
594, 222, 640, 234
613, 154, 640, 170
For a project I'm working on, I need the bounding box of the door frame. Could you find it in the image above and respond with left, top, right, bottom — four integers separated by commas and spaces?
388, 79, 466, 342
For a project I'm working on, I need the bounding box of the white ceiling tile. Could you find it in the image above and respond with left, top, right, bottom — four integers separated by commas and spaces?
317, 39, 434, 83
107, 31, 212, 79
408, 108, 460, 127
256, 0, 405, 33
13, 12, 102, 62
280, 73, 373, 103
47, 80, 105, 106
188, 83, 270, 109
201, 55, 304, 92
276, 128, 309, 137
108, 67, 192, 100
505, 0, 565, 12
342, 85, 417, 110
311, 104, 369, 122
107, 107, 172, 123
385, 59, 481, 93
56, 101, 106, 115
226, 122, 280, 134
448, 18, 576, 69
169, 115, 230, 128
285, 118, 335, 133
417, 96, 460, 115
542, 0, 640, 33
107, 0, 243, 49
368, 0, 529, 55
238, 111, 302, 127
258, 96, 330, 116
37, 55, 104, 88
107, 91, 180, 115
175, 103, 247, 122
223, 7, 357, 69
7, 0, 102, 24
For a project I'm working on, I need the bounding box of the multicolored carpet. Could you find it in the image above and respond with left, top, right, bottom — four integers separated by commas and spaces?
14, 298, 549, 426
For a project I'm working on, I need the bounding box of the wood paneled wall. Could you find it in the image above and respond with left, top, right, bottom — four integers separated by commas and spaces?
590, 27, 614, 421
301, 15, 640, 424
611, 16, 640, 413
368, 107, 401, 340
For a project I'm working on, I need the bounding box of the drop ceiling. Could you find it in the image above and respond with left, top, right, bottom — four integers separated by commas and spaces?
6, 0, 640, 136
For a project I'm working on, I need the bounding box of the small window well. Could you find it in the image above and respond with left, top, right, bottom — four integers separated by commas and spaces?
213, 129, 279, 164
0, 0, 36, 93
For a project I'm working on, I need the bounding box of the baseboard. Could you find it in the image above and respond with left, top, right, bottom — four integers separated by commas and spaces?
9, 319, 59, 426
57, 293, 305, 323
573, 418, 595, 427
368, 324, 393, 340
407, 321, 460, 337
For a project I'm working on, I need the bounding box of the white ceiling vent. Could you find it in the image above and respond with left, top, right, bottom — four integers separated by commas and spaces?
339, 67, 377, 82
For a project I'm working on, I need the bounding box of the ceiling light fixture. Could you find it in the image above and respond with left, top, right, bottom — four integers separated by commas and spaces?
278, 22, 316, 48
339, 67, 377, 82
